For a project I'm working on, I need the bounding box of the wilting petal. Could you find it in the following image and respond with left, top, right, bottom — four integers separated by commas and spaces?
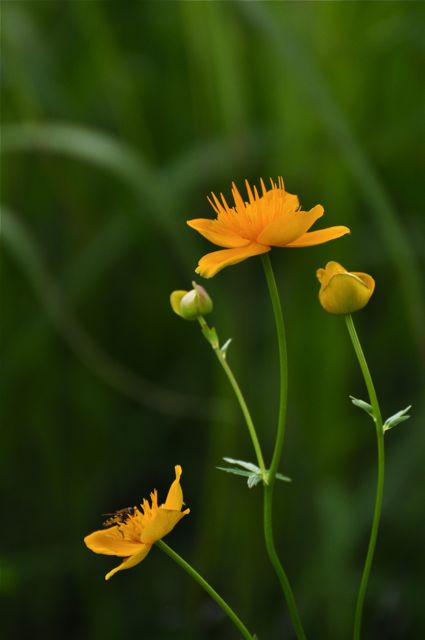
195, 243, 270, 278
163, 465, 184, 510
286, 226, 351, 247
141, 509, 189, 543
187, 218, 250, 248
84, 527, 146, 557
105, 545, 152, 581
257, 205, 324, 246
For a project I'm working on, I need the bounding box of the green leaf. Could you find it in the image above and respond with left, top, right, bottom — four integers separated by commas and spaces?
217, 466, 262, 489
220, 338, 232, 358
216, 466, 252, 479
222, 457, 260, 473
349, 395, 374, 418
201, 324, 219, 349
217, 458, 265, 489
383, 405, 412, 432
218, 459, 292, 487
247, 473, 262, 488
275, 472, 292, 483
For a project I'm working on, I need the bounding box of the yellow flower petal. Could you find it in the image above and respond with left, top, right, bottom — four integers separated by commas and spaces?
286, 226, 351, 247
257, 205, 324, 246
105, 545, 152, 581
163, 464, 184, 510
187, 218, 250, 248
195, 243, 271, 278
316, 260, 346, 285
141, 509, 189, 544
84, 527, 147, 557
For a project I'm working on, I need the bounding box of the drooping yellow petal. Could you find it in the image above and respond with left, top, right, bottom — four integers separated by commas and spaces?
187, 218, 250, 248
141, 509, 189, 544
257, 205, 324, 246
84, 527, 147, 557
286, 226, 351, 247
163, 465, 184, 510
195, 243, 270, 278
105, 545, 152, 581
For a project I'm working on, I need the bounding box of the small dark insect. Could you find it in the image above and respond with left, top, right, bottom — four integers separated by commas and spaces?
102, 505, 139, 527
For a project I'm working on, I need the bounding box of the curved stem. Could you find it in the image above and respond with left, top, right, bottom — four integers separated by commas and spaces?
261, 254, 288, 481
345, 314, 385, 640
156, 540, 255, 640
263, 485, 307, 640
198, 317, 266, 474
261, 254, 307, 640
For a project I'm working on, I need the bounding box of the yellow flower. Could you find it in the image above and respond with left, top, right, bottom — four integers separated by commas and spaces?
187, 177, 350, 278
316, 261, 375, 314
84, 465, 190, 580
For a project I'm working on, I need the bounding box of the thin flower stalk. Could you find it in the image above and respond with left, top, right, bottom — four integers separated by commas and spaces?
198, 316, 266, 476
262, 253, 307, 640
345, 314, 385, 640
157, 540, 255, 640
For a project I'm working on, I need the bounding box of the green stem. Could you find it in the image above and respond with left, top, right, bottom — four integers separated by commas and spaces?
345, 314, 385, 640
156, 540, 255, 640
198, 316, 266, 475
261, 254, 288, 481
261, 254, 307, 640
263, 485, 307, 640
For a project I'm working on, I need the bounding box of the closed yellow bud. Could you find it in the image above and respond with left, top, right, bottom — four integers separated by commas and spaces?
316, 261, 375, 315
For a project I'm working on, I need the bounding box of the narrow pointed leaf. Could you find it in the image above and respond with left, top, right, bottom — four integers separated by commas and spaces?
222, 457, 260, 473
201, 324, 219, 349
383, 405, 412, 432
220, 338, 232, 358
275, 472, 292, 483
216, 466, 252, 478
349, 395, 374, 417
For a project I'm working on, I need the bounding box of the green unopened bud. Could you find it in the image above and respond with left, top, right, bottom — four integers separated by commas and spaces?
170, 282, 213, 320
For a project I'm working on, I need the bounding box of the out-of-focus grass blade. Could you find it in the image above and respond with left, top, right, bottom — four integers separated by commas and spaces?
2, 123, 152, 192
6, 213, 136, 369
1, 123, 190, 264
2, 205, 211, 419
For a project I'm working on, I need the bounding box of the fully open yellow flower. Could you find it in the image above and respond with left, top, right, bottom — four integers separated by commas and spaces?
187, 177, 350, 278
84, 465, 189, 580
316, 261, 375, 314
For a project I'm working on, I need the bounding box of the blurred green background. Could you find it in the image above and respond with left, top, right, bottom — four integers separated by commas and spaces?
2, 1, 424, 639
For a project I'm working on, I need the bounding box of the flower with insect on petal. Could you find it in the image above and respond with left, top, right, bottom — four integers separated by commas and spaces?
84, 466, 190, 580
187, 177, 350, 278
316, 261, 375, 315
